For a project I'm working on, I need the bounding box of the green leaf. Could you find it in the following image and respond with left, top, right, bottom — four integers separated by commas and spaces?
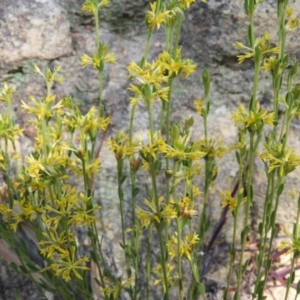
144, 84, 152, 103
198, 282, 206, 295
192, 264, 200, 283
244, 0, 249, 15
242, 259, 250, 274
241, 225, 251, 241
254, 46, 262, 64
296, 279, 300, 294
171, 122, 180, 140
249, 183, 253, 202
205, 218, 210, 232
258, 222, 263, 235
277, 183, 284, 197
206, 100, 210, 115
235, 151, 241, 164
202, 69, 211, 98
248, 25, 253, 47
133, 187, 139, 197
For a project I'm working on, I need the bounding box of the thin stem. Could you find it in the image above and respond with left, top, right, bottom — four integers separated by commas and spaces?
150, 162, 169, 298
284, 197, 300, 300
146, 225, 153, 300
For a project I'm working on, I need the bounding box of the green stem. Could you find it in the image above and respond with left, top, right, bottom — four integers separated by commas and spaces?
150, 161, 169, 298
284, 196, 300, 300
146, 224, 153, 300
224, 164, 246, 299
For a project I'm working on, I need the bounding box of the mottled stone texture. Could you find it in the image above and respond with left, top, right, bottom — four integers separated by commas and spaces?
0, 0, 300, 298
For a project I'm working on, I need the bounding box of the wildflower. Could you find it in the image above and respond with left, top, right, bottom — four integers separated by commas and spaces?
140, 131, 165, 161
236, 33, 279, 64
194, 98, 204, 116
146, 2, 172, 29
127, 60, 168, 88
81, 43, 116, 70
137, 196, 164, 228
169, 196, 197, 219
82, 0, 110, 14
156, 48, 197, 78
167, 232, 200, 261
173, 164, 202, 186
278, 227, 300, 254
108, 131, 139, 160
231, 102, 274, 131
158, 133, 206, 161
68, 193, 100, 227
261, 56, 277, 73
43, 246, 89, 281
194, 137, 227, 159
103, 277, 132, 299
0, 115, 23, 142
0, 83, 15, 103
127, 59, 170, 105
39, 228, 75, 260
160, 203, 177, 220
260, 142, 300, 176
220, 190, 239, 213
153, 263, 178, 292
285, 7, 300, 32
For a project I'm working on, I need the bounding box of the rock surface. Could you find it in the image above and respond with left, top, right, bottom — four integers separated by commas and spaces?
0, 0, 300, 299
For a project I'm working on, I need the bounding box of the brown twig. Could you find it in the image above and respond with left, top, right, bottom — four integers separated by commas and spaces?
90, 110, 113, 190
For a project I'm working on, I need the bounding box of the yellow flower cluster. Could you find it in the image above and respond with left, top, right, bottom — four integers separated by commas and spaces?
0, 65, 109, 283
231, 102, 274, 131
81, 0, 110, 14
157, 48, 197, 78
285, 7, 300, 32
278, 227, 300, 255
146, 0, 207, 30
152, 263, 178, 292
138, 195, 197, 228
146, 2, 174, 29
107, 131, 139, 160
194, 137, 227, 159
127, 60, 170, 106
220, 189, 246, 213
103, 277, 132, 298
81, 43, 116, 70
167, 231, 200, 261
127, 49, 196, 106
260, 141, 300, 176
236, 32, 279, 64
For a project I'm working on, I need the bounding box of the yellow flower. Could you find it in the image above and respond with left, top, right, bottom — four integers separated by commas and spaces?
236, 32, 279, 64
179, 0, 196, 9
161, 203, 177, 220
220, 190, 239, 213
194, 98, 204, 116
99, 0, 110, 7
278, 227, 300, 254
43, 246, 89, 281
153, 263, 178, 292
137, 196, 164, 228
194, 137, 227, 159
146, 2, 172, 29
167, 232, 200, 261
0, 83, 15, 103
261, 56, 277, 73
231, 102, 274, 131
39, 228, 75, 260
260, 142, 300, 176
81, 47, 115, 69
156, 48, 197, 78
